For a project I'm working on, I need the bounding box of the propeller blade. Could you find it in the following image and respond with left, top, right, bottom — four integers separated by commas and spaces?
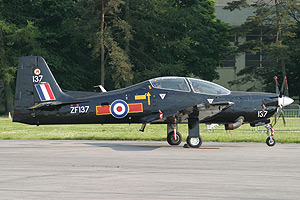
284, 76, 289, 96
280, 109, 286, 127
274, 76, 280, 96
262, 99, 266, 111
273, 107, 278, 126
278, 76, 289, 97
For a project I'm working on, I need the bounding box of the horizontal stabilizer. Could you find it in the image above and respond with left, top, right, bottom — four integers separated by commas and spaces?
28, 100, 90, 110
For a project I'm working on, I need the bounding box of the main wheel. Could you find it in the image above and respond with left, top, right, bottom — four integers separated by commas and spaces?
187, 135, 202, 148
266, 137, 276, 147
167, 131, 182, 145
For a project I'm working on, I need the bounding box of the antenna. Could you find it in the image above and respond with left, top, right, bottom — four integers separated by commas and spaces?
94, 85, 107, 92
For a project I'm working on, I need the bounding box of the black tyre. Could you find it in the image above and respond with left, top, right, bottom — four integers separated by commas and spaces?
187, 135, 202, 148
266, 137, 276, 147
167, 131, 182, 145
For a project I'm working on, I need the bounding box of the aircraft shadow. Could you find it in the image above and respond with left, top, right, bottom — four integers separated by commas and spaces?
84, 142, 162, 152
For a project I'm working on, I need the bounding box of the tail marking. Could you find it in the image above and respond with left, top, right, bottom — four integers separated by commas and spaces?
35, 83, 56, 101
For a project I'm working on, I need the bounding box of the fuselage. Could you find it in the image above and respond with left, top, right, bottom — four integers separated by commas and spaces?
13, 78, 280, 126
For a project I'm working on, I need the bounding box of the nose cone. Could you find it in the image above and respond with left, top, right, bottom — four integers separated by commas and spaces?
278, 96, 294, 107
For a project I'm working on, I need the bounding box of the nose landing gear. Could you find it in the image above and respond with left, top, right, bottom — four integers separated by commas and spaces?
265, 124, 276, 147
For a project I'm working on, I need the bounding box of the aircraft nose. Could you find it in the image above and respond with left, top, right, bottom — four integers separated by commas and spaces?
278, 96, 294, 107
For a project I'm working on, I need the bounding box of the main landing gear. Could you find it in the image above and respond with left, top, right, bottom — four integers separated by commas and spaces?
186, 135, 202, 148
166, 116, 202, 148
167, 131, 182, 145
265, 123, 276, 147
186, 116, 202, 148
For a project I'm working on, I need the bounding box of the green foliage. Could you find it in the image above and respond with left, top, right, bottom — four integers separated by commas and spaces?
285, 23, 300, 99
105, 34, 133, 88
0, 19, 44, 112
128, 0, 230, 83
75, 0, 133, 89
0, 0, 232, 110
225, 0, 299, 98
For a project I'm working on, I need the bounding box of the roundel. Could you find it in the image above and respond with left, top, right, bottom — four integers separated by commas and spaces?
34, 68, 41, 75
110, 99, 129, 119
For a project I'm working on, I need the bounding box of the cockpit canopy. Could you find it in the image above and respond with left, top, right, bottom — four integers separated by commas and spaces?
187, 78, 230, 95
150, 77, 191, 92
149, 77, 230, 95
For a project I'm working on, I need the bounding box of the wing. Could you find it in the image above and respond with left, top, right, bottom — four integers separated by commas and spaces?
176, 101, 234, 123
151, 101, 234, 123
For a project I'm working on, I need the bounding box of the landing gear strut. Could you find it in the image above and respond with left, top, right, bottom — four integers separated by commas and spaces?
166, 115, 202, 148
186, 117, 202, 148
167, 116, 182, 146
265, 124, 276, 147
167, 131, 182, 145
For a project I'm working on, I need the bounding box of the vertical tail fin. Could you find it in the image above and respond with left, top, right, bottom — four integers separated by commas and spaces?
13, 56, 65, 124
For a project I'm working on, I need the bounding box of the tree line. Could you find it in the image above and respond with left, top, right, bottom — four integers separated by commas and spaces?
0, 0, 230, 113
225, 0, 300, 98
0, 0, 299, 114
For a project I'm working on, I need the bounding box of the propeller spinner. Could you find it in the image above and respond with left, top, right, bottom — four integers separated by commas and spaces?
273, 76, 294, 126
278, 96, 294, 108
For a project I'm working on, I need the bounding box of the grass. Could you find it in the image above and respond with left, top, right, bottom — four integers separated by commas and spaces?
1, 116, 300, 143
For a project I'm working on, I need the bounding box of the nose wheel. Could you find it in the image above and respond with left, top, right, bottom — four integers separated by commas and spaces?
266, 137, 276, 146
265, 124, 276, 147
